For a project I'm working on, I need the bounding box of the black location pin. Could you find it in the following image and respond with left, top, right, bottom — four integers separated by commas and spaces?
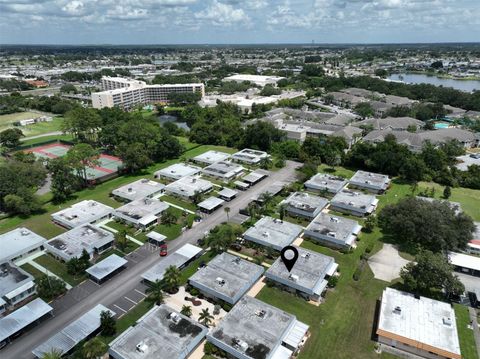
280, 246, 299, 272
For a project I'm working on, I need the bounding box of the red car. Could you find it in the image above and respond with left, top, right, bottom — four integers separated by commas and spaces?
159, 244, 168, 257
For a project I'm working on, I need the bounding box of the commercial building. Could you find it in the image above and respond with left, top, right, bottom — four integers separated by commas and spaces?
207, 296, 309, 359
113, 198, 169, 230
0, 228, 47, 264
86, 254, 128, 283
376, 287, 461, 359
222, 74, 285, 87
348, 170, 391, 194
304, 213, 362, 249
197, 196, 225, 214
230, 148, 269, 165
281, 192, 328, 219
112, 179, 165, 202
189, 252, 264, 305
142, 244, 202, 284
45, 224, 115, 262
191, 150, 231, 166
304, 173, 348, 194
330, 189, 378, 216
91, 76, 205, 110
0, 298, 53, 348
109, 304, 207, 359
154, 163, 201, 182
0, 263, 36, 313
51, 200, 114, 229
201, 161, 245, 182
265, 246, 337, 302
243, 216, 303, 251
164, 176, 213, 200
32, 305, 115, 358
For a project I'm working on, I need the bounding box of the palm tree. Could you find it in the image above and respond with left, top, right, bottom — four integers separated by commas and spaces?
83, 337, 107, 359
42, 349, 63, 359
247, 202, 258, 219
146, 280, 165, 305
278, 203, 287, 221
259, 192, 273, 213
259, 157, 272, 170
224, 206, 231, 221
115, 229, 128, 252
199, 308, 214, 327
181, 305, 192, 318
162, 265, 181, 293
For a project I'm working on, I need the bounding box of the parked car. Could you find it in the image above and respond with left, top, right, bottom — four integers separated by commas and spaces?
160, 244, 168, 256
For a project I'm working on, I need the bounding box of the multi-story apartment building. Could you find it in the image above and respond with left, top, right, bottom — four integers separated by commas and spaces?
91, 76, 205, 109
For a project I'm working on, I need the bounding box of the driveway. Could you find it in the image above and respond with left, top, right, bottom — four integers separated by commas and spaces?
368, 244, 410, 282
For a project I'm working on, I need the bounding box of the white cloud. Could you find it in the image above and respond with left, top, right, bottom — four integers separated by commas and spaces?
195, 0, 251, 27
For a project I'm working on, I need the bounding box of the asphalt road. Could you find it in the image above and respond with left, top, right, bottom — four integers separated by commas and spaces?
2, 160, 300, 359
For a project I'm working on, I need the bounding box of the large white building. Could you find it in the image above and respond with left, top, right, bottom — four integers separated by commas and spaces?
91, 76, 205, 109
223, 74, 285, 87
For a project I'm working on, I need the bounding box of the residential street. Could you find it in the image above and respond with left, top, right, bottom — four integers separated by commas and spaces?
2, 160, 300, 359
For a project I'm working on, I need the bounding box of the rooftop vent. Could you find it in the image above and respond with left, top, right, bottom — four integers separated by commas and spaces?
327, 231, 336, 238
288, 274, 299, 282
255, 309, 267, 318
301, 253, 310, 259
232, 338, 249, 352
0, 268, 9, 277
216, 277, 226, 286
393, 306, 402, 315
330, 217, 339, 223
169, 312, 181, 324
20, 230, 30, 236
127, 187, 133, 192
262, 231, 270, 238
141, 179, 149, 183
443, 317, 452, 326
233, 257, 241, 264
136, 341, 148, 353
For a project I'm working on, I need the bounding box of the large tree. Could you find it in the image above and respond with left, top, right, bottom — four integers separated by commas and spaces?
0, 128, 23, 149
206, 223, 241, 253
378, 197, 475, 253
162, 265, 181, 293
62, 107, 102, 143
66, 143, 100, 185
49, 157, 81, 201
401, 250, 464, 298
100, 310, 116, 336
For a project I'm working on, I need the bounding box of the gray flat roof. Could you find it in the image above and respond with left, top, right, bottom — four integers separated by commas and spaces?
189, 252, 264, 304
218, 187, 238, 198
165, 176, 213, 198
198, 196, 225, 211
0, 298, 53, 343
349, 170, 390, 191
0, 228, 47, 263
208, 296, 295, 359
282, 192, 328, 215
0, 263, 34, 299
304, 173, 348, 193
253, 181, 288, 201
46, 224, 114, 261
192, 150, 231, 165
155, 163, 201, 180
142, 244, 202, 283
243, 217, 303, 251
377, 288, 460, 358
109, 304, 207, 359
202, 161, 244, 179
51, 200, 113, 228
331, 189, 378, 212
231, 148, 269, 164
243, 169, 269, 183
86, 254, 128, 281
266, 246, 335, 296
32, 304, 115, 358
112, 179, 165, 202
114, 198, 169, 225
305, 213, 362, 245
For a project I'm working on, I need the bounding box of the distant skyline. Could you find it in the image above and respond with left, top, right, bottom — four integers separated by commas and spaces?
1, 0, 480, 45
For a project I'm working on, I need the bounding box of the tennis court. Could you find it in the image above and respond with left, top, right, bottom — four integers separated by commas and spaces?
26, 142, 123, 181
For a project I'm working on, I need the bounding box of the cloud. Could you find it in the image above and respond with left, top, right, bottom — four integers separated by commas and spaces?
195, 0, 251, 27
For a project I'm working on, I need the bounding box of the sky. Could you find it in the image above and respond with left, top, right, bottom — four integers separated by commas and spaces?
1, 0, 480, 45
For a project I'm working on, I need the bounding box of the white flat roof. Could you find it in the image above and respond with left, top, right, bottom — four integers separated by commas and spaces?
377, 288, 460, 358
448, 251, 480, 272
192, 150, 231, 164
0, 228, 47, 263
198, 196, 225, 211
155, 163, 201, 180
86, 254, 128, 281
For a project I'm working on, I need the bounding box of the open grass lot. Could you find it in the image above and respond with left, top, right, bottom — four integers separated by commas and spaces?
20, 262, 45, 280
418, 182, 480, 221
161, 194, 198, 212
34, 254, 86, 286
318, 164, 356, 179
20, 133, 74, 147
454, 304, 479, 359
0, 112, 63, 137
0, 142, 236, 238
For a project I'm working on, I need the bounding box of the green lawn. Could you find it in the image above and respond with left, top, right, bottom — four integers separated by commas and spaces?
161, 195, 198, 212
179, 251, 217, 285
454, 304, 479, 359
20, 133, 74, 147
34, 254, 86, 286
20, 262, 45, 280
0, 112, 64, 137
318, 164, 356, 179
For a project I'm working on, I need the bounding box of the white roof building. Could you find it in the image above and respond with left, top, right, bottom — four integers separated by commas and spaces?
154, 163, 201, 181
0, 228, 47, 264
112, 179, 165, 202
51, 200, 113, 229
191, 150, 231, 166
164, 176, 213, 199
223, 74, 285, 87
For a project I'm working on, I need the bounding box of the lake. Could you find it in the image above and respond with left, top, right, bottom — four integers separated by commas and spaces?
157, 114, 190, 130
388, 73, 480, 93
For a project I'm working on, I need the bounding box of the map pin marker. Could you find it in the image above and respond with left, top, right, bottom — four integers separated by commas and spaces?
280, 246, 299, 272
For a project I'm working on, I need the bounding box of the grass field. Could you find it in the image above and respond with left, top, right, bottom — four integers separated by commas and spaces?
20, 133, 74, 147
454, 304, 479, 359
34, 254, 86, 286
20, 262, 45, 280
0, 112, 63, 137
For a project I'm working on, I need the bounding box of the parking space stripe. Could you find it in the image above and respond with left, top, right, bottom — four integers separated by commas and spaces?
135, 289, 147, 297
124, 296, 137, 305
113, 304, 127, 314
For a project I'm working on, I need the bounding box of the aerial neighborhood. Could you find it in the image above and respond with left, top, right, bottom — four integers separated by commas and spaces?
0, 42, 479, 359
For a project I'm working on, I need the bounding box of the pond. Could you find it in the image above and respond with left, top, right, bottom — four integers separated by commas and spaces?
157, 114, 190, 130
388, 73, 480, 93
